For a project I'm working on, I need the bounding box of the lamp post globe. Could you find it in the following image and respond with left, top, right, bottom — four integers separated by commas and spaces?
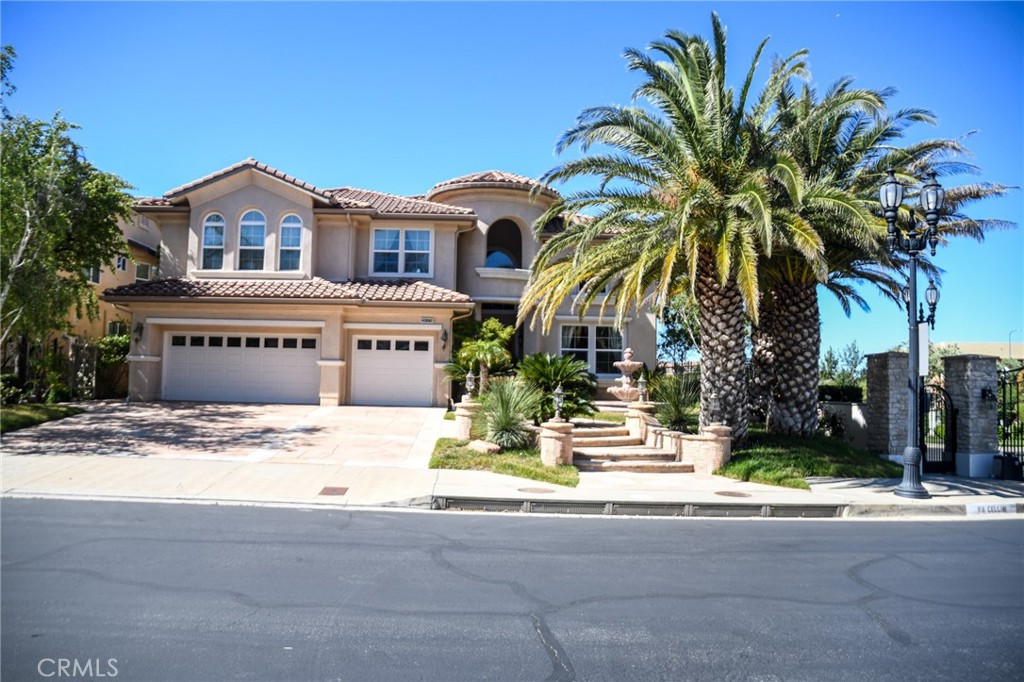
881, 169, 945, 500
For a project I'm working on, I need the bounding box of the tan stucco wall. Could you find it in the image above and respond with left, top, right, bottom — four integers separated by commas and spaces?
158, 217, 190, 278
185, 176, 315, 278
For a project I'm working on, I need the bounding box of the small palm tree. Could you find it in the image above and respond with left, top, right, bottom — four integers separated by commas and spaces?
457, 318, 514, 393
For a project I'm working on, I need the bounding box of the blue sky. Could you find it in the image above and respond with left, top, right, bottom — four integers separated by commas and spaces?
2, 1, 1021, 358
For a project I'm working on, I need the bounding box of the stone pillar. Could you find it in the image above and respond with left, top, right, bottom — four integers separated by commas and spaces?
943, 354, 999, 478
678, 424, 732, 475
454, 401, 479, 441
866, 352, 910, 461
626, 403, 656, 441
540, 420, 575, 467
662, 431, 683, 460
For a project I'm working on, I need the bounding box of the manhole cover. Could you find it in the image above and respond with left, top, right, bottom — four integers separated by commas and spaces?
318, 486, 349, 496
714, 491, 751, 498
518, 487, 555, 494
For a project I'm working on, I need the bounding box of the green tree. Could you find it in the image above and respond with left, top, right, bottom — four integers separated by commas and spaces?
658, 293, 700, 367
516, 352, 597, 423
520, 15, 818, 443
457, 317, 515, 393
819, 347, 840, 383
1, 48, 133, 348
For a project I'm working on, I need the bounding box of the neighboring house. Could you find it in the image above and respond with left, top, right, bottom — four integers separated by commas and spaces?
104, 159, 656, 406
69, 213, 161, 339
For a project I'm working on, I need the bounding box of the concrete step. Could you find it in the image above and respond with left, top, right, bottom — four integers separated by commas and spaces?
576, 461, 696, 473
574, 447, 677, 462
570, 426, 630, 438
572, 435, 644, 448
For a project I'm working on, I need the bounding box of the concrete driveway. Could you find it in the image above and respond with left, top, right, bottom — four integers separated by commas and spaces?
0, 401, 452, 467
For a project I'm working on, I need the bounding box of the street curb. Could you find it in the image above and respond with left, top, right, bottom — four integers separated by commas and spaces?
430, 495, 1024, 519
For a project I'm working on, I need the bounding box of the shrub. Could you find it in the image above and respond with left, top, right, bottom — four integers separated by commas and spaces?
516, 353, 597, 423
819, 384, 863, 403
817, 407, 846, 439
474, 378, 543, 450
651, 371, 700, 432
0, 374, 23, 405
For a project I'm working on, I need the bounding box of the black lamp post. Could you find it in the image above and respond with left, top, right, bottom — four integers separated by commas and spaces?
880, 168, 945, 499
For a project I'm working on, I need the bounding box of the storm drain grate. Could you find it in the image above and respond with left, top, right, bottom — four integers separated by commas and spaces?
611, 503, 689, 517
767, 505, 843, 518
442, 498, 525, 513
318, 487, 349, 496
690, 504, 764, 518
529, 501, 608, 515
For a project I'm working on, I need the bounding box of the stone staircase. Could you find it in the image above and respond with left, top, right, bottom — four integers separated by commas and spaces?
572, 424, 695, 473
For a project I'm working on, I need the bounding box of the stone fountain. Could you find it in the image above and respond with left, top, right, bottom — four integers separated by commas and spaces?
607, 348, 643, 403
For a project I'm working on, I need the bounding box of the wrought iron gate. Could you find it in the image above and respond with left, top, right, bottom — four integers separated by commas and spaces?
920, 384, 957, 474
999, 367, 1024, 457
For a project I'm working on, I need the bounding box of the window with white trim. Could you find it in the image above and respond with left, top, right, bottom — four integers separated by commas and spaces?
135, 262, 153, 282
83, 266, 101, 284
116, 255, 128, 271
238, 210, 266, 270
201, 214, 225, 269
560, 324, 624, 375
371, 228, 432, 276
279, 214, 302, 271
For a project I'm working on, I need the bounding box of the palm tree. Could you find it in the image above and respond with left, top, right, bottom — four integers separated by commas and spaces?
755, 79, 1013, 436
519, 14, 819, 443
457, 317, 514, 393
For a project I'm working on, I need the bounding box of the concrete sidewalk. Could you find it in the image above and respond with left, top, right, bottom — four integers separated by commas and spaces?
2, 403, 1022, 518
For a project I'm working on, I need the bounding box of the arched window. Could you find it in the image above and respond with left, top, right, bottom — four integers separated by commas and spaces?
485, 219, 522, 269
238, 210, 266, 270
279, 214, 302, 271
201, 213, 225, 269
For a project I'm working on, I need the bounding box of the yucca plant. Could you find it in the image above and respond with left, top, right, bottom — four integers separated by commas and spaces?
651, 371, 701, 433
516, 353, 597, 423
473, 378, 543, 450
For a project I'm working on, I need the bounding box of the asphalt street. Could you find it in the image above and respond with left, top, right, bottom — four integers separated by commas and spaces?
2, 499, 1022, 682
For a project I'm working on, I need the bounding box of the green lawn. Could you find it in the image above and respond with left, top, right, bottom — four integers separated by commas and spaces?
1, 404, 85, 434
716, 428, 902, 490
443, 410, 455, 421
429, 437, 579, 487
590, 411, 627, 424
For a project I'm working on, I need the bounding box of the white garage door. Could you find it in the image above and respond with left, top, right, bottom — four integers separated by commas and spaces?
351, 336, 433, 406
163, 332, 320, 404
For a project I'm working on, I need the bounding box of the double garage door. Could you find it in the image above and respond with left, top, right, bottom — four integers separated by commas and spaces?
164, 333, 321, 404
162, 332, 434, 406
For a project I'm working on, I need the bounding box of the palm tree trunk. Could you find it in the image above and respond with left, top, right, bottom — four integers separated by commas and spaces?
749, 293, 776, 426
479, 362, 490, 393
696, 252, 749, 443
767, 279, 820, 436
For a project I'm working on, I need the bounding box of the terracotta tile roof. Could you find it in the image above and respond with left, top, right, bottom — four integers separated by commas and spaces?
134, 197, 174, 207
103, 277, 472, 304
326, 187, 475, 216
163, 158, 344, 204
426, 170, 560, 200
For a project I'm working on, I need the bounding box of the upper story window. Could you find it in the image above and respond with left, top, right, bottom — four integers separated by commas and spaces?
201, 213, 225, 269
116, 255, 128, 271
83, 266, 101, 284
135, 262, 153, 282
560, 324, 624, 375
238, 210, 266, 270
279, 214, 302, 271
372, 228, 432, 276
485, 219, 522, 269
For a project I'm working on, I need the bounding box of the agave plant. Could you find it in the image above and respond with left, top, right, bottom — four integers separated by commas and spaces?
516, 353, 597, 423
473, 378, 543, 450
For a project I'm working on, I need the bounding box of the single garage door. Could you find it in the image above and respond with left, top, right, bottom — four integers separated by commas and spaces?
351, 336, 433, 406
163, 332, 320, 404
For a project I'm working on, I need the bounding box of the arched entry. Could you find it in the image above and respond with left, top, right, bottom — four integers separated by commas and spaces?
485, 219, 522, 269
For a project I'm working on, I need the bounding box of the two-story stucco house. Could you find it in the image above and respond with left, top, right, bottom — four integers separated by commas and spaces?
104, 159, 656, 407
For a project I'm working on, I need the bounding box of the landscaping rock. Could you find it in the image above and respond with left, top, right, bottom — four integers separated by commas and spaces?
468, 440, 501, 454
